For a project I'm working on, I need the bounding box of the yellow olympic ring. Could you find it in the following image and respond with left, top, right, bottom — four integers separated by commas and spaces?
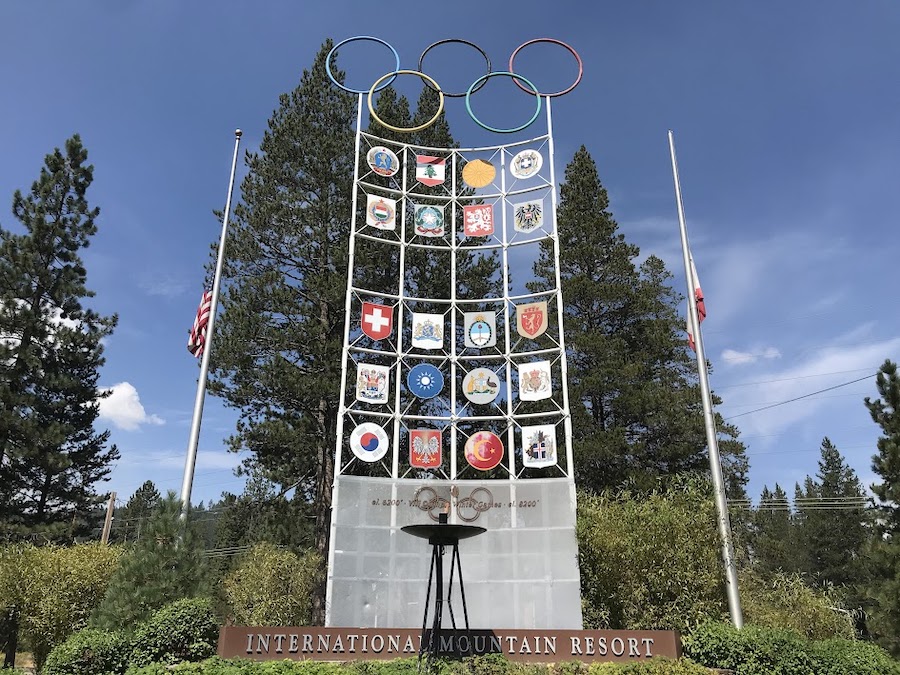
367, 70, 445, 134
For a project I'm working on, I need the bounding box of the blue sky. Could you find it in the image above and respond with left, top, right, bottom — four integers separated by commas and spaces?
1, 1, 898, 507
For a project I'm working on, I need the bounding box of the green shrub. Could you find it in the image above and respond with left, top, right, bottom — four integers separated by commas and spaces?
223, 543, 323, 626
687, 621, 816, 674
43, 628, 130, 675
682, 622, 900, 675
738, 570, 855, 640
808, 638, 900, 675
13, 543, 123, 670
125, 658, 715, 675
577, 479, 727, 632
130, 597, 219, 667
589, 659, 710, 674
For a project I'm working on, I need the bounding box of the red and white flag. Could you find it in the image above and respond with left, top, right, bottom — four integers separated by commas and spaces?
687, 257, 706, 351
187, 289, 213, 357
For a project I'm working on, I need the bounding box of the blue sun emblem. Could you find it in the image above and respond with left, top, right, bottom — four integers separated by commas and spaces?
407, 363, 444, 399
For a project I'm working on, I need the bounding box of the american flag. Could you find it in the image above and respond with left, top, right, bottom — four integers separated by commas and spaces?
187, 289, 213, 357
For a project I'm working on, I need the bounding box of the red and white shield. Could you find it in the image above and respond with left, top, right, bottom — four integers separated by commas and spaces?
516, 301, 548, 338
410, 429, 442, 469
361, 302, 393, 341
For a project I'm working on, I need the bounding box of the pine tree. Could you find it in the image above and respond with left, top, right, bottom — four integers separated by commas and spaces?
0, 135, 118, 539
751, 483, 799, 575
208, 478, 315, 579
530, 146, 746, 493
207, 41, 356, 622
113, 480, 161, 543
793, 438, 868, 587
367, 86, 413, 144
863, 359, 900, 655
93, 493, 207, 630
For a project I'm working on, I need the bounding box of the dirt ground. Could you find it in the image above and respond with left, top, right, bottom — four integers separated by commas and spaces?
14, 652, 35, 673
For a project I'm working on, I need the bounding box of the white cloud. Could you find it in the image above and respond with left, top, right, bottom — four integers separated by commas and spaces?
98, 382, 165, 431
139, 274, 189, 298
717, 335, 900, 440
722, 347, 782, 365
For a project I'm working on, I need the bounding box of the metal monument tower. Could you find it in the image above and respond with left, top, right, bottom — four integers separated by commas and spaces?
324, 37, 584, 629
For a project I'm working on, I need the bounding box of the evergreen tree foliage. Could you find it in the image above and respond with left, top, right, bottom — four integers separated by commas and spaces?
112, 480, 161, 543
863, 359, 900, 655
367, 85, 413, 145
0, 135, 118, 540
207, 40, 355, 622
531, 146, 747, 493
751, 483, 799, 575
793, 438, 868, 588
865, 360, 900, 532
207, 477, 315, 583
92, 493, 207, 631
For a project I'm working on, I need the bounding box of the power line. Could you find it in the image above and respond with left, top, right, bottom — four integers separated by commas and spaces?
715, 367, 876, 390
723, 373, 876, 421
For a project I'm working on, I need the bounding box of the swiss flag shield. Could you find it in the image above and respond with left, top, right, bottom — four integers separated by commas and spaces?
361, 302, 393, 341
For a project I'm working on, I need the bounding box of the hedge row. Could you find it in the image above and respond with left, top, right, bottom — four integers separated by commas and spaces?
125, 655, 710, 675
684, 622, 900, 675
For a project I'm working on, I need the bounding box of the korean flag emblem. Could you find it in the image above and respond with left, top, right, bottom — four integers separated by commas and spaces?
350, 422, 389, 463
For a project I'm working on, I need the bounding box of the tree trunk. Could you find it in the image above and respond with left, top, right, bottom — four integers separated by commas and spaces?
36, 469, 53, 520
2, 609, 18, 669
311, 394, 334, 625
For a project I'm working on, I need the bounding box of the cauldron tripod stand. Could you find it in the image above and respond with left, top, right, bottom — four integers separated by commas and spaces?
401, 521, 485, 668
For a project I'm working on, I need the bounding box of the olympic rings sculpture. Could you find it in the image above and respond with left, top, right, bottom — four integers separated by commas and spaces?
325, 35, 582, 134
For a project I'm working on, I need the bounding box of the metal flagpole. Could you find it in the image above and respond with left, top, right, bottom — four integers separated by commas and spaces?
180, 129, 243, 519
667, 130, 744, 629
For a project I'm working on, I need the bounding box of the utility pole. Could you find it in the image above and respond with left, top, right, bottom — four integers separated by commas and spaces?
101, 491, 116, 545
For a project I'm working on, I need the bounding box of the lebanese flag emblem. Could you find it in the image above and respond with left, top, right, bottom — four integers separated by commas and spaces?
416, 155, 445, 187
361, 302, 393, 341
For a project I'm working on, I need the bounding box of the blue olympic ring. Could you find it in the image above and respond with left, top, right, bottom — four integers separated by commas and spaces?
465, 72, 542, 134
326, 36, 401, 95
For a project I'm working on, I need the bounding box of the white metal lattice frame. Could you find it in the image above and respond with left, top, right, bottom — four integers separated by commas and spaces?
325, 96, 576, 624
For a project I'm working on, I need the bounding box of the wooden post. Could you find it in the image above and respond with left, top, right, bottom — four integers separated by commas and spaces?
101, 492, 116, 545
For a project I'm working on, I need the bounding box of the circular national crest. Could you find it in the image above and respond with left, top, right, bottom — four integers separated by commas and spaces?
462, 159, 496, 188
464, 431, 504, 471
462, 369, 500, 405
367, 146, 400, 176
350, 422, 389, 463
510, 149, 543, 179
407, 363, 444, 399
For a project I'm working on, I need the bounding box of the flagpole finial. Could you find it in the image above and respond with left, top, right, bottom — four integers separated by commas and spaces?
235, 129, 242, 138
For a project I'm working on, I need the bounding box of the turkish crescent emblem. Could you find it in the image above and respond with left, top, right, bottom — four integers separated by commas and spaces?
464, 431, 504, 471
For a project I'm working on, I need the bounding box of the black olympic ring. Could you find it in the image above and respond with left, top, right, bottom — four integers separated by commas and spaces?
324, 36, 583, 134
417, 39, 492, 98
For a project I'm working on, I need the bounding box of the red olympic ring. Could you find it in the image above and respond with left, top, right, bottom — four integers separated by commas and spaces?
508, 38, 583, 98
